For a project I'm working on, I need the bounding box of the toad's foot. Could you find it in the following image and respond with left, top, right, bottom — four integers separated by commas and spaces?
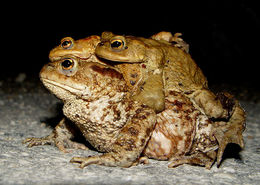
171, 33, 189, 53
151, 32, 189, 53
132, 156, 150, 166
213, 100, 246, 166
23, 135, 88, 153
138, 156, 150, 165
168, 151, 216, 169
23, 134, 54, 147
70, 153, 135, 168
23, 118, 89, 153
70, 156, 101, 168
71, 155, 149, 168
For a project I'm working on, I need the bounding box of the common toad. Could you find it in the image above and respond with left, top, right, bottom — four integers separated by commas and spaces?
24, 34, 245, 169
24, 55, 245, 169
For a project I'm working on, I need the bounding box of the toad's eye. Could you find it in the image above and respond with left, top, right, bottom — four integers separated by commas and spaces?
61, 59, 74, 70
110, 39, 124, 50
61, 37, 74, 49
60, 58, 78, 76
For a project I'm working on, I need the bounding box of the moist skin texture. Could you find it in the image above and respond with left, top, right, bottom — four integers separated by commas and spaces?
24, 51, 245, 169
94, 32, 246, 165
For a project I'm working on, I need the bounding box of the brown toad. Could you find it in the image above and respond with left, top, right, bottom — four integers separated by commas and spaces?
95, 32, 193, 113
47, 34, 246, 167
48, 32, 189, 114
95, 32, 246, 164
96, 32, 231, 119
49, 35, 101, 62
24, 55, 245, 169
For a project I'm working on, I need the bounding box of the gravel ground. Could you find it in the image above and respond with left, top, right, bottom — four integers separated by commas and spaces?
0, 77, 260, 185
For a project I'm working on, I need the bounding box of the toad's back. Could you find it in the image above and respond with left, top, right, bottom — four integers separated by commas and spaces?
162, 46, 208, 94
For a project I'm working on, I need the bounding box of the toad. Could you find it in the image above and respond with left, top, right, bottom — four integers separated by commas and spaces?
48, 33, 190, 114
95, 31, 188, 113
48, 33, 246, 165
24, 53, 245, 169
96, 32, 246, 164
96, 32, 243, 121
49, 35, 100, 62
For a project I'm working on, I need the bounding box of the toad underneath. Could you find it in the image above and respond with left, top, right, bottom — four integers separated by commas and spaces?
24, 36, 245, 169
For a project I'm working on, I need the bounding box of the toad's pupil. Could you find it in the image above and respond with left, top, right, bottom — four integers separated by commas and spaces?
62, 40, 71, 47
62, 60, 73, 68
111, 41, 122, 48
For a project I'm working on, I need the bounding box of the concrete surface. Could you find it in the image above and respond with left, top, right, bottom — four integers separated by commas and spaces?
0, 79, 260, 185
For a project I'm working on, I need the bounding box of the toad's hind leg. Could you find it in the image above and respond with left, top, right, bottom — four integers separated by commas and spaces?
169, 150, 217, 169
189, 89, 242, 121
212, 96, 246, 166
23, 118, 88, 153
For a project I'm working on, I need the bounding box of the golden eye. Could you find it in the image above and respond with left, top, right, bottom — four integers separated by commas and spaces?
61, 59, 74, 70
110, 39, 124, 50
59, 58, 78, 76
61, 37, 74, 49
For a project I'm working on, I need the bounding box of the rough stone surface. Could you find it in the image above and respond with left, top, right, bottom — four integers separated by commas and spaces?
0, 80, 260, 185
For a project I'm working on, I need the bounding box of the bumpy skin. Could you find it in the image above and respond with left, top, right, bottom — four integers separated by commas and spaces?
49, 35, 101, 62
24, 35, 246, 169
96, 32, 237, 121
27, 58, 157, 167
49, 33, 236, 120
95, 32, 246, 166
48, 33, 189, 113
144, 91, 218, 169
24, 57, 245, 169
96, 32, 169, 113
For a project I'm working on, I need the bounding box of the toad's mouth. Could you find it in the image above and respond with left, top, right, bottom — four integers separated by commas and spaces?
40, 77, 92, 99
95, 56, 127, 67
95, 57, 143, 76
41, 78, 84, 92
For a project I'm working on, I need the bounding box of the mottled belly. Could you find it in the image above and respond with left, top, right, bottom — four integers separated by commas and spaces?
143, 93, 199, 160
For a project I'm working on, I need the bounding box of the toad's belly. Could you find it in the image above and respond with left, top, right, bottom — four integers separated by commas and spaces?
143, 93, 199, 160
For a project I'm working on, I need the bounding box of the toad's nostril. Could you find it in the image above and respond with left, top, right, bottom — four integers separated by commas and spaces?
47, 63, 55, 67
98, 42, 104, 46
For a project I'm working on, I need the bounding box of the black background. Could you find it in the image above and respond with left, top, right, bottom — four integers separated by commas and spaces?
2, 0, 259, 88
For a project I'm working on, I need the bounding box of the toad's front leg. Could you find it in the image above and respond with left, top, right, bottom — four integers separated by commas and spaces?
70, 106, 156, 168
23, 118, 88, 153
132, 73, 165, 113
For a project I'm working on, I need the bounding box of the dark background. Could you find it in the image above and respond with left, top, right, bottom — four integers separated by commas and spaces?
2, 0, 259, 89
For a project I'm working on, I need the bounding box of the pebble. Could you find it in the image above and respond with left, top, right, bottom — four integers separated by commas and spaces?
223, 166, 236, 173
0, 100, 4, 106
20, 152, 30, 157
10, 121, 16, 126
18, 159, 31, 166
15, 73, 27, 83
213, 172, 236, 180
